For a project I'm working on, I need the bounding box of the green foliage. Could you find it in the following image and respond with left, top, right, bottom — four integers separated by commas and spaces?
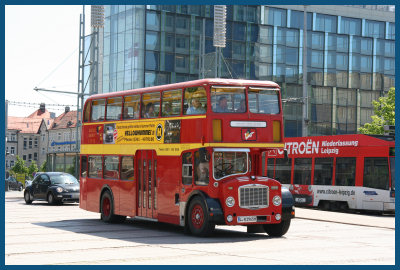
10, 156, 28, 175
28, 161, 39, 178
40, 160, 47, 172
359, 87, 395, 135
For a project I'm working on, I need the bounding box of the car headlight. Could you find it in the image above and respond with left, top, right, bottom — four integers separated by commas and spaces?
273, 195, 281, 206
226, 196, 235, 207
56, 187, 64, 193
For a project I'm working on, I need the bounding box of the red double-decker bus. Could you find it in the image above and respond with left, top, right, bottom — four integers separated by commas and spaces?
264, 134, 395, 213
79, 78, 295, 236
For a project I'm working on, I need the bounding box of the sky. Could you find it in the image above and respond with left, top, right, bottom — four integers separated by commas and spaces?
5, 5, 91, 117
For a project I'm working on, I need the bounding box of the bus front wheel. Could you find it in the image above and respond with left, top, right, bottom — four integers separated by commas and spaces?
100, 191, 126, 223
187, 196, 215, 236
263, 219, 291, 237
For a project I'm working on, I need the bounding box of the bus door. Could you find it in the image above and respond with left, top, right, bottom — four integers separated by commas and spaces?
137, 150, 158, 219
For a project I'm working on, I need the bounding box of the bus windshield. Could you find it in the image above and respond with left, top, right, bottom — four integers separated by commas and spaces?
213, 150, 249, 180
390, 157, 395, 190
248, 88, 280, 114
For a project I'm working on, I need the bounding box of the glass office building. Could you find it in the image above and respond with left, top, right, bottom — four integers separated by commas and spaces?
89, 5, 395, 137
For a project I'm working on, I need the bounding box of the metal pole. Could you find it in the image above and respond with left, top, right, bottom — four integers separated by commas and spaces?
302, 5, 308, 137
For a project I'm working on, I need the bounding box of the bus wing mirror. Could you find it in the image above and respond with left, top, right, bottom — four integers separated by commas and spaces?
199, 147, 210, 162
283, 149, 288, 162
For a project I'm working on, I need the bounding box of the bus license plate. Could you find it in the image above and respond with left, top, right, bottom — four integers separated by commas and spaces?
295, 197, 306, 203
237, 216, 257, 223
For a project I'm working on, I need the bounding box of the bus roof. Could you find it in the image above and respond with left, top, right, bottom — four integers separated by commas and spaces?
87, 78, 280, 100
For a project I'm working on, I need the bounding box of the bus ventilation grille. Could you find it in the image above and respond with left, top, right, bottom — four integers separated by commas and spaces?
239, 185, 269, 209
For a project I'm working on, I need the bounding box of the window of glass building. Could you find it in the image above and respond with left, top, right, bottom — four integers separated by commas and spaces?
184, 87, 207, 115
259, 25, 273, 44
290, 10, 312, 30
360, 38, 373, 55
388, 22, 395, 40
176, 15, 190, 34
336, 35, 349, 52
314, 158, 333, 185
275, 158, 292, 184
91, 99, 106, 121
233, 22, 246, 41
264, 7, 286, 27
175, 35, 189, 53
365, 20, 385, 39
340, 17, 361, 36
175, 54, 189, 72
315, 14, 337, 33
162, 89, 182, 116
146, 31, 160, 51
146, 11, 160, 31
293, 158, 312, 185
310, 32, 324, 50
145, 51, 159, 70
363, 157, 390, 190
106, 97, 123, 120
335, 157, 356, 186
142, 92, 160, 118
123, 95, 140, 119
384, 40, 395, 57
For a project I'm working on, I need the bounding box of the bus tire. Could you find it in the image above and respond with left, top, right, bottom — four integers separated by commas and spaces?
263, 219, 291, 237
187, 196, 215, 236
100, 191, 126, 223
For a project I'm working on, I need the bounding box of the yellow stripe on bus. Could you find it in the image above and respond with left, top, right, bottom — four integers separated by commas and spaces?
80, 143, 285, 156
83, 115, 207, 126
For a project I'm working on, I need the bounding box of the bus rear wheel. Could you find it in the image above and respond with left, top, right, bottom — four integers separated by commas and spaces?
263, 219, 291, 237
100, 191, 126, 223
187, 196, 215, 236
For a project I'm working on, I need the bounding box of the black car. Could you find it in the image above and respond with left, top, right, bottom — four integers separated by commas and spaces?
6, 177, 23, 191
24, 172, 80, 205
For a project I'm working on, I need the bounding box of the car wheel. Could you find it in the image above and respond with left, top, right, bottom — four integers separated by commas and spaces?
47, 193, 56, 205
24, 191, 32, 204
100, 191, 126, 223
187, 196, 215, 237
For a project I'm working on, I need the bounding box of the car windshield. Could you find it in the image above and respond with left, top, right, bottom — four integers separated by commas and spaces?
213, 150, 249, 180
50, 174, 79, 185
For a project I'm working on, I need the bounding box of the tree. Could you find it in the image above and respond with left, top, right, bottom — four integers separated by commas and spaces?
10, 156, 28, 176
359, 87, 395, 135
40, 160, 47, 172
28, 161, 39, 179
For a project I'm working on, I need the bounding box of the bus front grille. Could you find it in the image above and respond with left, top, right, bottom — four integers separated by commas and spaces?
239, 184, 269, 209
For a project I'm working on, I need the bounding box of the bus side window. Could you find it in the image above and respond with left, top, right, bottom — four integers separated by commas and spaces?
194, 151, 209, 186
142, 92, 161, 118
162, 89, 182, 116
106, 97, 123, 121
88, 155, 103, 178
123, 95, 140, 119
182, 152, 193, 185
121, 156, 134, 180
81, 156, 88, 177
83, 102, 91, 123
91, 99, 106, 121
104, 156, 119, 180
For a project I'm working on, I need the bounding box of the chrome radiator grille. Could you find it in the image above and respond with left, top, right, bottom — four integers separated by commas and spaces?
239, 184, 269, 209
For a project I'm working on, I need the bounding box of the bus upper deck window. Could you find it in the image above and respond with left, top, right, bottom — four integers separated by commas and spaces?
123, 95, 140, 119
142, 92, 161, 118
83, 102, 91, 122
211, 86, 245, 113
91, 99, 106, 121
248, 88, 280, 114
106, 97, 123, 121
184, 87, 207, 115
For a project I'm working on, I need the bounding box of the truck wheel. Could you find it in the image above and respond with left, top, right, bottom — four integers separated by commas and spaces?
263, 219, 291, 237
187, 196, 215, 236
100, 191, 126, 223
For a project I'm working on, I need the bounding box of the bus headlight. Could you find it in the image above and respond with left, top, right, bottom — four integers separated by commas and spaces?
273, 195, 281, 206
227, 215, 233, 223
275, 213, 281, 221
226, 196, 235, 207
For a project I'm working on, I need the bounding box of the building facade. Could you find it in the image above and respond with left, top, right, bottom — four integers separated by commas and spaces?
6, 104, 53, 176
89, 5, 395, 137
47, 107, 81, 177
